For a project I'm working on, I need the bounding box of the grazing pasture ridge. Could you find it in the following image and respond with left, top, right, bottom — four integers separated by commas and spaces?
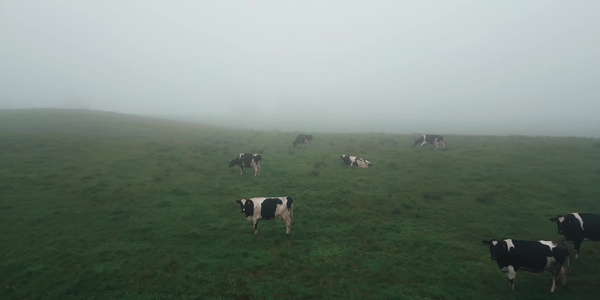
1, 109, 599, 299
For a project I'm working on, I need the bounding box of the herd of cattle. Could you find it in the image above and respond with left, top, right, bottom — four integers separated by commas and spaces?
229, 133, 599, 293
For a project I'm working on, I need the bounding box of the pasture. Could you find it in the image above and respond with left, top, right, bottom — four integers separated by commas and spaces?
1, 109, 599, 299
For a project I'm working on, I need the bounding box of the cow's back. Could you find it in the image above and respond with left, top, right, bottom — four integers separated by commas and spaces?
505, 241, 552, 272
580, 213, 600, 239
251, 197, 290, 220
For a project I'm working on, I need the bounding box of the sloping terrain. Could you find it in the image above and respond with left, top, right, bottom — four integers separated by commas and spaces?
1, 109, 599, 299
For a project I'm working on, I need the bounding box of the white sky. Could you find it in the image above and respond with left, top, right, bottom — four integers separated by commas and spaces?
1, 1, 599, 136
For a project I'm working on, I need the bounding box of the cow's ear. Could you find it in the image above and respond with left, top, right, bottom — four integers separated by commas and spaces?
482, 240, 490, 246
549, 217, 557, 222
235, 199, 241, 204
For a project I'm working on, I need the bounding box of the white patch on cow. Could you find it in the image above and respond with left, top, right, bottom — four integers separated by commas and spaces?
572, 213, 585, 230
505, 239, 515, 251
506, 265, 516, 280
539, 240, 556, 250
558, 216, 565, 222
506, 265, 516, 290
492, 240, 498, 246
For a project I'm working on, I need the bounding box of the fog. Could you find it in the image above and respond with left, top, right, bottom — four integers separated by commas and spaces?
1, 1, 599, 136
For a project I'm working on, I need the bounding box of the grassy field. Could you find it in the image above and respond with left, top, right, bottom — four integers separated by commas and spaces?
1, 109, 599, 300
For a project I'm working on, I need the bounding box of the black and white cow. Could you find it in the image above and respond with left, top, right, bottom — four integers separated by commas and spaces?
228, 153, 261, 176
414, 134, 446, 150
339, 154, 372, 168
482, 239, 569, 293
293, 134, 313, 148
550, 213, 600, 258
235, 197, 293, 235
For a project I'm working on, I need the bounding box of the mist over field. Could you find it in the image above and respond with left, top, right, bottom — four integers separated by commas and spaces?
1, 1, 600, 136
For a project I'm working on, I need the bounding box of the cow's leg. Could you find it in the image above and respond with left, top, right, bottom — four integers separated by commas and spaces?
573, 239, 582, 259
253, 219, 258, 235
239, 166, 244, 175
253, 162, 260, 176
441, 141, 446, 149
549, 264, 559, 293
547, 262, 566, 293
284, 214, 291, 235
506, 265, 516, 290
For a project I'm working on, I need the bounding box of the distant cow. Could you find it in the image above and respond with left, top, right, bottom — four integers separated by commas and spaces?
414, 134, 446, 150
235, 197, 294, 235
339, 154, 372, 168
550, 213, 600, 258
293, 134, 313, 148
482, 239, 568, 293
229, 153, 261, 176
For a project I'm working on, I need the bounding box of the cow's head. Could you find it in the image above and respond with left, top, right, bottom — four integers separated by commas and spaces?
414, 136, 424, 146
482, 239, 513, 263
549, 215, 566, 234
235, 198, 254, 217
228, 159, 238, 167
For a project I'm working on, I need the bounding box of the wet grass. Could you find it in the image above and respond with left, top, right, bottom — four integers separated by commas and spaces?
1, 109, 599, 299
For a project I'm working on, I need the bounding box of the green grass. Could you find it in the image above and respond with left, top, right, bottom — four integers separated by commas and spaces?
1, 109, 599, 299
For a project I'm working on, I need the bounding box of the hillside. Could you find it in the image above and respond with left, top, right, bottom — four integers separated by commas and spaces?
1, 109, 599, 299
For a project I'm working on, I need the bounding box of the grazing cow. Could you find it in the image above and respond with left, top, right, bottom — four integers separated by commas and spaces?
293, 134, 313, 148
228, 153, 261, 176
235, 197, 293, 235
414, 134, 446, 150
550, 213, 600, 258
482, 239, 569, 293
339, 154, 372, 168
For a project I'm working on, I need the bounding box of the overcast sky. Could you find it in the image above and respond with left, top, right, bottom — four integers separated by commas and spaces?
1, 1, 599, 136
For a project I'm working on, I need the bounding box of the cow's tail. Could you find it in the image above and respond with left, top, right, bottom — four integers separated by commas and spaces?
286, 197, 293, 219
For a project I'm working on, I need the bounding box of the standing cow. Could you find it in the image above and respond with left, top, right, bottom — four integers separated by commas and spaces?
293, 134, 313, 148
414, 134, 446, 150
229, 153, 262, 176
235, 197, 293, 235
549, 213, 600, 258
339, 154, 372, 168
482, 239, 568, 293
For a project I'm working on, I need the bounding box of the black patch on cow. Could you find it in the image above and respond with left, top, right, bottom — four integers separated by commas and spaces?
243, 200, 254, 217
260, 198, 282, 220
414, 134, 444, 146
251, 154, 262, 165
286, 197, 293, 210
340, 155, 352, 166
483, 239, 568, 273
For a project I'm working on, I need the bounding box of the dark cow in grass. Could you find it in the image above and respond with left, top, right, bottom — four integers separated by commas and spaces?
550, 213, 600, 258
235, 197, 293, 235
229, 153, 261, 176
339, 154, 372, 168
293, 134, 313, 148
482, 239, 569, 293
414, 134, 446, 150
